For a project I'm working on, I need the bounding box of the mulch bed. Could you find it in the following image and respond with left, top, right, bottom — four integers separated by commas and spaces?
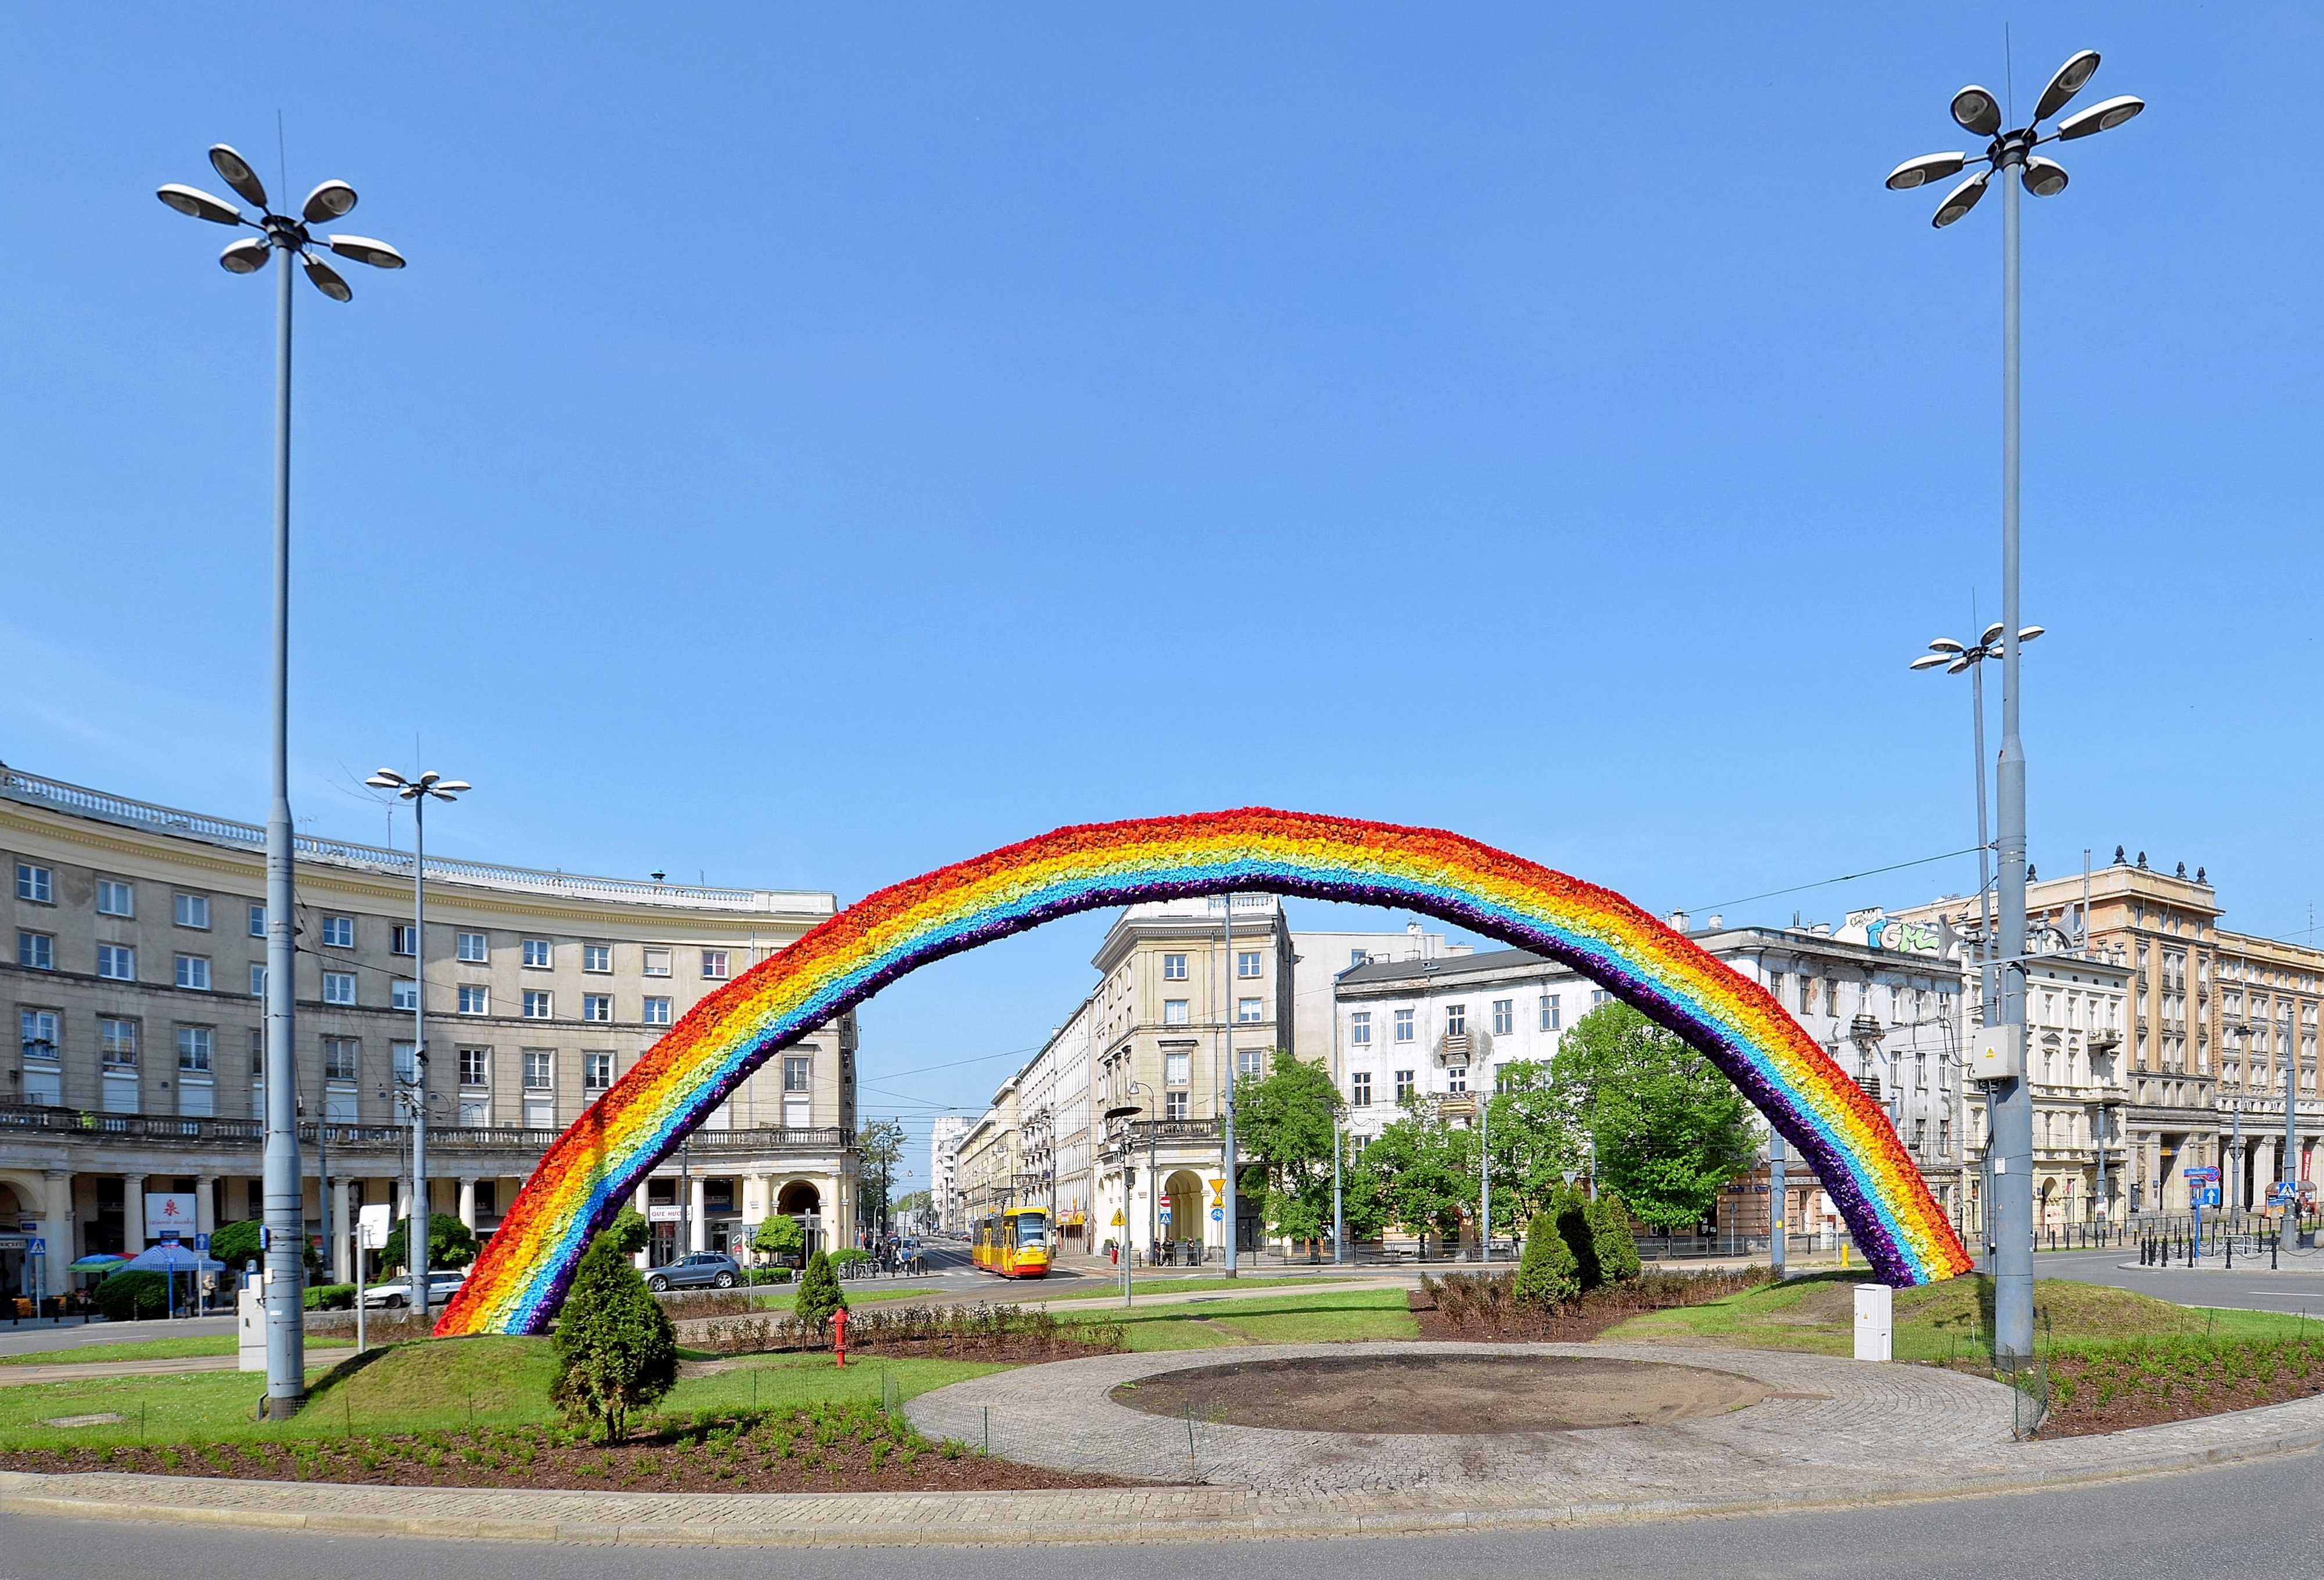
1409, 1267, 1778, 1344
0, 1407, 1131, 1493
2039, 1338, 2324, 1437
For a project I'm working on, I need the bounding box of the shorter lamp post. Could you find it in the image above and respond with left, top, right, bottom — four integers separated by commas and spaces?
1104, 1101, 1145, 1306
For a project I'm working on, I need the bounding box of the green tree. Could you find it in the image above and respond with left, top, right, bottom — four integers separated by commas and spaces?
794, 1248, 847, 1334
378, 1212, 481, 1274
1237, 1050, 1343, 1246
1354, 1102, 1476, 1255
1512, 1212, 1579, 1309
1480, 1061, 1583, 1236
206, 1219, 263, 1270
600, 1206, 651, 1258
1551, 1003, 1758, 1233
96, 1269, 171, 1322
1588, 1193, 1642, 1283
549, 1229, 677, 1441
858, 1119, 908, 1237
1553, 1186, 1603, 1290
751, 1214, 805, 1262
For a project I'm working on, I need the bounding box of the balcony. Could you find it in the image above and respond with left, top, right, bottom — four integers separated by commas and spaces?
1099, 1117, 1225, 1158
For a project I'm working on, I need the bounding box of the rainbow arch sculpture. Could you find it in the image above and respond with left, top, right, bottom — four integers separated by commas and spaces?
439, 810, 1969, 1335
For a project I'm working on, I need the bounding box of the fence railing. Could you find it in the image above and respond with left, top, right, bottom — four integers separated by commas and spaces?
0, 1102, 851, 1155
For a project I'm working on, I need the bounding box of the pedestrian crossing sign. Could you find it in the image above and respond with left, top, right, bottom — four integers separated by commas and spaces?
1110, 1211, 1124, 1226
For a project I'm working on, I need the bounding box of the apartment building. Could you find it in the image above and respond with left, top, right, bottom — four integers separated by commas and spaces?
928, 1114, 970, 1233
1, 763, 861, 1300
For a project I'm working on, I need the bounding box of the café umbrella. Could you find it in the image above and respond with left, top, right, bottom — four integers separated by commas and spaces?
123, 1241, 227, 1318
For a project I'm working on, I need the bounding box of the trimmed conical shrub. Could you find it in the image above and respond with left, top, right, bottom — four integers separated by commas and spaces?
1512, 1212, 1580, 1309
795, 1247, 848, 1334
1588, 1193, 1642, 1283
550, 1230, 677, 1441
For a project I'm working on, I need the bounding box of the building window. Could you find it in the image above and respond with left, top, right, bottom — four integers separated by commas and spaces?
583, 944, 612, 974
1162, 953, 1188, 981
458, 985, 490, 1015
458, 1047, 491, 1087
1162, 1050, 1189, 1087
391, 978, 418, 1011
17, 932, 54, 971
323, 1037, 359, 1081
1165, 1090, 1190, 1120
1350, 1070, 1372, 1107
701, 949, 730, 980
177, 1026, 213, 1072
392, 1040, 417, 1085
643, 996, 672, 1026
1164, 999, 1190, 1026
175, 954, 210, 991
96, 879, 134, 917
320, 915, 354, 949
1238, 1047, 1264, 1080
1591, 989, 1611, 1007
390, 924, 417, 956
248, 903, 266, 938
522, 990, 554, 1019
1448, 1065, 1468, 1094
1394, 1069, 1415, 1103
249, 964, 266, 997
1540, 993, 1561, 1032
322, 971, 356, 1006
583, 993, 612, 1023
101, 1018, 138, 1066
174, 893, 210, 929
1394, 1008, 1415, 1043
1446, 1004, 1467, 1037
1237, 997, 1263, 1024
522, 1049, 554, 1090
456, 931, 489, 963
97, 943, 136, 982
1238, 951, 1261, 979
643, 947, 672, 978
1493, 999, 1514, 1036
1350, 1011, 1372, 1046
584, 1051, 614, 1091
511, 939, 549, 971
1351, 947, 1369, 967
782, 1055, 811, 1093
15, 863, 53, 903
19, 1008, 59, 1059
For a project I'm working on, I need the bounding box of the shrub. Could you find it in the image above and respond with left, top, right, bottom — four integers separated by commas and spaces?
600, 1207, 651, 1259
1512, 1213, 1580, 1309
1554, 1188, 1602, 1291
378, 1212, 480, 1275
1588, 1193, 1642, 1283
746, 1266, 792, 1286
751, 1216, 805, 1263
550, 1234, 678, 1441
794, 1250, 847, 1334
207, 1219, 263, 1271
829, 1248, 871, 1272
302, 1283, 356, 1310
96, 1269, 171, 1322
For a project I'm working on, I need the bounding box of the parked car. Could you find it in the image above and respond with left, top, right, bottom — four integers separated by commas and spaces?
645, 1252, 741, 1292
363, 1268, 468, 1309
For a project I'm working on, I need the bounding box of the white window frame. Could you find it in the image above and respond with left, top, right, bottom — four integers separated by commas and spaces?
1493, 999, 1514, 1036
15, 863, 53, 904
1446, 1003, 1467, 1037
1350, 1070, 1372, 1107
249, 963, 267, 997
522, 989, 554, 1019
458, 985, 490, 1016
320, 915, 354, 949
458, 1046, 492, 1088
583, 993, 612, 1023
1163, 999, 1190, 1026
391, 924, 417, 957
642, 996, 672, 1026
584, 1051, 614, 1091
322, 971, 357, 1006
456, 931, 489, 964
1350, 1010, 1372, 1046
1162, 953, 1188, 981
522, 938, 554, 969
175, 953, 211, 991
642, 947, 673, 978
522, 1048, 555, 1091
583, 944, 612, 974
322, 1036, 360, 1082
1237, 951, 1262, 979
701, 949, 730, 980
20, 1008, 60, 1059
1394, 1008, 1415, 1043
1237, 997, 1263, 1024
100, 1017, 138, 1066
392, 978, 419, 1011
177, 1025, 214, 1072
174, 893, 210, 929
248, 903, 266, 938
18, 932, 55, 971
781, 1054, 812, 1093
98, 943, 137, 982
96, 878, 134, 917
1394, 1068, 1415, 1103
1164, 1050, 1190, 1087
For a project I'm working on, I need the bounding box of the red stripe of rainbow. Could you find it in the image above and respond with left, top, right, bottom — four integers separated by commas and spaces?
439, 810, 1967, 1335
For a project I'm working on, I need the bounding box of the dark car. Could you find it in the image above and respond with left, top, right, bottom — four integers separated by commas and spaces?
644, 1252, 741, 1292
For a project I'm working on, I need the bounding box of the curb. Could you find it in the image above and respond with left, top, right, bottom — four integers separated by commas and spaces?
3, 1412, 2322, 1547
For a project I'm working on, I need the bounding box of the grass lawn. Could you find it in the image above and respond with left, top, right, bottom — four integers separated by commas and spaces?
0, 1335, 992, 1451
0, 1335, 351, 1367
1062, 1287, 1416, 1351
1606, 1271, 2320, 1363
1032, 1276, 1322, 1302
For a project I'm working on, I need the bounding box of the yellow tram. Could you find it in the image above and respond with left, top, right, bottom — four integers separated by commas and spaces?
971, 1207, 1051, 1279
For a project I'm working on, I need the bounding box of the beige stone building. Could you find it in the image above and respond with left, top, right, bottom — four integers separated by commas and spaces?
1, 763, 860, 1301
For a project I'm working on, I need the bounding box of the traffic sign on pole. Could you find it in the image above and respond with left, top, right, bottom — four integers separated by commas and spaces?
26, 1237, 44, 1257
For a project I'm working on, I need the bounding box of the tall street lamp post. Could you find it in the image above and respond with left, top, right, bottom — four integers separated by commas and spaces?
365, 770, 469, 1314
160, 145, 406, 1418
1887, 51, 2143, 1361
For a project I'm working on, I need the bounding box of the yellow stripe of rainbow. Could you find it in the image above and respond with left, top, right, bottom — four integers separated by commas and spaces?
438, 809, 1968, 1335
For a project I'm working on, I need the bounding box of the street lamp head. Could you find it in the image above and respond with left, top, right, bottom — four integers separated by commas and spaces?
2018, 624, 2046, 644
436, 780, 472, 794
367, 768, 407, 787
2056, 95, 2144, 141
302, 180, 358, 222
417, 771, 442, 787
1886, 151, 1969, 191
1927, 637, 1966, 654
2033, 51, 2102, 123
2022, 157, 2071, 198
325, 234, 406, 270
1931, 170, 1989, 228
219, 238, 271, 275
300, 252, 353, 303
1950, 84, 2003, 138
1909, 653, 1952, 671
1945, 655, 1972, 674
206, 144, 268, 209
1980, 621, 2006, 648
157, 183, 245, 225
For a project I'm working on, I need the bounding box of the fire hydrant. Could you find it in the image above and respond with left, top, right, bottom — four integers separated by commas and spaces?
832, 1305, 847, 1368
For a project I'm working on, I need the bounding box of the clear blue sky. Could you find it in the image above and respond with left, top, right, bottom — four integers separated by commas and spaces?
8, 8, 2321, 1188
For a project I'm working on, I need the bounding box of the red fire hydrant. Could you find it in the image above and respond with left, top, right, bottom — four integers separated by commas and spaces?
832, 1305, 847, 1368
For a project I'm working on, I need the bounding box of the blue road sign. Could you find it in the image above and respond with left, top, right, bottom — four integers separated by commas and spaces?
158, 1228, 180, 1243
2202, 1187, 2221, 1208
195, 1233, 210, 1252
1210, 1207, 1224, 1222
26, 1237, 44, 1256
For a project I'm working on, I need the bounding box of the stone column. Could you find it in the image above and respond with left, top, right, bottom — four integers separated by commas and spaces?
42, 1171, 73, 1299
688, 1177, 708, 1253
2255, 1139, 2276, 1204
195, 1173, 218, 1236
457, 1176, 478, 1232
331, 1177, 352, 1282
122, 1173, 146, 1249
396, 1179, 412, 1222
630, 1180, 652, 1269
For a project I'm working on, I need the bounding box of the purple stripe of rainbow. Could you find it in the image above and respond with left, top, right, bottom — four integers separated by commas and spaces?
440, 812, 1967, 1336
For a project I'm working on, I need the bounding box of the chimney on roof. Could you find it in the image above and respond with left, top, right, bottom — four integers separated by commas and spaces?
1708, 914, 1724, 931
1668, 910, 1690, 933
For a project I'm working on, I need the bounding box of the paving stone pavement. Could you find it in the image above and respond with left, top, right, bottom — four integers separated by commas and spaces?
4, 1341, 2324, 1546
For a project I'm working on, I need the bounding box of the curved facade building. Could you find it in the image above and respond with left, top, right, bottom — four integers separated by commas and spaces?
1, 763, 858, 1301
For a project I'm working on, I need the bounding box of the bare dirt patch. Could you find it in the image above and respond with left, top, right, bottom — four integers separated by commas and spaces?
1111, 1353, 1769, 1434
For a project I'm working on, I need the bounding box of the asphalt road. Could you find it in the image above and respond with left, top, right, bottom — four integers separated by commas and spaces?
2035, 1247, 2324, 1317
3, 1447, 2318, 1577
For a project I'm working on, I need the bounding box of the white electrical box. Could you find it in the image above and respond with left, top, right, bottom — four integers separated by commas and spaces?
1853, 1283, 1893, 1363
1971, 1025, 2024, 1081
237, 1284, 267, 1373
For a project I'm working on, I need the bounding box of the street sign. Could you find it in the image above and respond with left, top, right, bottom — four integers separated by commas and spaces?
26, 1236, 44, 1257
647, 1205, 682, 1224
2183, 1166, 2221, 1183
2201, 1187, 2221, 1208
1208, 1179, 1225, 1193
1110, 1211, 1124, 1226
358, 1203, 390, 1251
158, 1229, 181, 1244
1210, 1207, 1224, 1222
195, 1232, 210, 1252
1157, 1205, 1172, 1223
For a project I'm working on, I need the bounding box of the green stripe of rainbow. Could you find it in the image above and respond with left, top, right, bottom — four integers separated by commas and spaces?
439, 809, 1968, 1335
